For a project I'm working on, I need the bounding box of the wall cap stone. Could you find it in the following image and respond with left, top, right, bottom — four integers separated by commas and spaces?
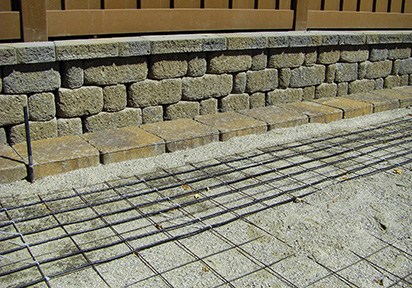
55, 39, 119, 61
12, 42, 56, 64
0, 45, 17, 66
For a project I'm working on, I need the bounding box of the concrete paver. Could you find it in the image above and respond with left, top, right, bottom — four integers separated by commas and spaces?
311, 97, 373, 119
81, 126, 165, 164
0, 145, 26, 183
370, 88, 412, 108
141, 118, 219, 152
13, 136, 100, 179
344, 92, 400, 112
280, 101, 343, 123
195, 112, 267, 141
240, 105, 308, 130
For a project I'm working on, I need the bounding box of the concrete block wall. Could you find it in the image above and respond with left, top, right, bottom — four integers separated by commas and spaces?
1, 31, 412, 145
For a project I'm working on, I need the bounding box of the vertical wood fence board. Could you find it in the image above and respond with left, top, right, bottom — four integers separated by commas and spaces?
390, 0, 403, 12
174, 0, 201, 8
342, 0, 358, 11
141, 0, 170, 8
204, 0, 229, 8
233, 0, 255, 8
0, 12, 20, 39
375, 0, 388, 12
295, 0, 308, 30
359, 0, 373, 11
308, 0, 321, 10
0, 0, 11, 11
47, 0, 62, 10
21, 0, 48, 41
405, 0, 412, 13
258, 0, 275, 9
104, 0, 137, 9
324, 0, 340, 10
279, 0, 291, 9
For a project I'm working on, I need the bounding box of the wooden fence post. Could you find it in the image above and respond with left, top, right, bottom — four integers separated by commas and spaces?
20, 0, 48, 42
294, 0, 308, 31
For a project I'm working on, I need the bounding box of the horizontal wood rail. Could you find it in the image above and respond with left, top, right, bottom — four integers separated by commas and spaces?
0, 0, 411, 42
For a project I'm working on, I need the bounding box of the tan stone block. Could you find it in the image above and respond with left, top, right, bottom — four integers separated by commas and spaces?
81, 126, 165, 164
13, 136, 99, 179
344, 92, 399, 113
240, 106, 308, 130
0, 145, 27, 183
141, 119, 219, 152
281, 101, 343, 123
370, 89, 412, 108
195, 112, 267, 141
311, 97, 373, 119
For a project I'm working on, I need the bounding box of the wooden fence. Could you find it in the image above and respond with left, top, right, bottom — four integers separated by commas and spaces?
0, 0, 411, 42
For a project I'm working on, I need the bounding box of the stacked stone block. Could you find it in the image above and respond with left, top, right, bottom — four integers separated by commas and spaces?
0, 31, 411, 144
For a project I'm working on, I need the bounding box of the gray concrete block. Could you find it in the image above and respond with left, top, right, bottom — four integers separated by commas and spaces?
149, 54, 188, 80
129, 79, 182, 107
318, 46, 340, 64
165, 101, 200, 120
13, 42, 55, 64
340, 45, 369, 63
103, 84, 127, 112
200, 98, 218, 115
268, 48, 305, 69
57, 86, 103, 117
315, 83, 337, 98
246, 69, 278, 93
348, 79, 375, 94
142, 106, 163, 124
233, 72, 247, 94
62, 60, 84, 89
365, 60, 392, 79
9, 118, 58, 144
55, 39, 118, 61
220, 94, 249, 112
251, 50, 267, 71
250, 92, 265, 109
0, 94, 27, 126
267, 88, 303, 105
335, 63, 358, 82
83, 108, 142, 133
208, 51, 252, 74
399, 58, 412, 75
187, 53, 207, 77
28, 92, 56, 121
290, 65, 325, 87
57, 117, 83, 137
182, 74, 232, 101
223, 33, 267, 50
113, 37, 150, 57
0, 45, 17, 66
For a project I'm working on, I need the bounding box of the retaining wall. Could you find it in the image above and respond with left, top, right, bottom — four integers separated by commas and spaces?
1, 31, 412, 145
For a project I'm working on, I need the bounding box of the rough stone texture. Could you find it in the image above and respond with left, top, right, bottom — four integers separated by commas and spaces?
57, 118, 83, 137
388, 45, 411, 59
250, 93, 265, 109
263, 32, 289, 48
317, 46, 340, 64
28, 92, 56, 121
62, 60, 84, 89
392, 59, 401, 75
375, 78, 384, 90
281, 101, 343, 123
337, 82, 349, 96
83, 108, 142, 133
365, 60, 392, 79
358, 62, 367, 79
129, 79, 182, 107
267, 88, 303, 105
149, 54, 188, 80
290, 65, 325, 87
0, 45, 17, 66
141, 118, 219, 152
345, 92, 399, 113
233, 72, 247, 94
13, 135, 100, 179
142, 106, 163, 124
268, 48, 305, 68
0, 70, 2, 93
335, 63, 358, 82
279, 68, 291, 88
84, 57, 148, 85
14, 42, 55, 64
0, 145, 27, 184
288, 33, 322, 47
0, 128, 6, 145
57, 86, 104, 118
103, 84, 127, 112
399, 59, 412, 75
371, 89, 412, 108
384, 76, 401, 89
251, 50, 267, 71
311, 97, 373, 119
81, 126, 165, 165
365, 32, 403, 45
195, 112, 267, 141
246, 69, 278, 93
305, 47, 317, 66
55, 39, 118, 61
187, 53, 207, 77
208, 51, 252, 74
224, 33, 266, 50
0, 94, 27, 126
182, 74, 232, 101
220, 94, 249, 112
240, 105, 308, 130
348, 79, 375, 94
9, 118, 58, 144
3, 63, 61, 94
302, 86, 315, 100
400, 75, 409, 86
315, 83, 337, 98
200, 98, 218, 115
369, 46, 388, 61
114, 37, 150, 57
326, 64, 337, 83
165, 101, 200, 120
340, 45, 369, 63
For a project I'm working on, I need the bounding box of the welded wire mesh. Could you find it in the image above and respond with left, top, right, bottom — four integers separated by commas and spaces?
1, 117, 412, 287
